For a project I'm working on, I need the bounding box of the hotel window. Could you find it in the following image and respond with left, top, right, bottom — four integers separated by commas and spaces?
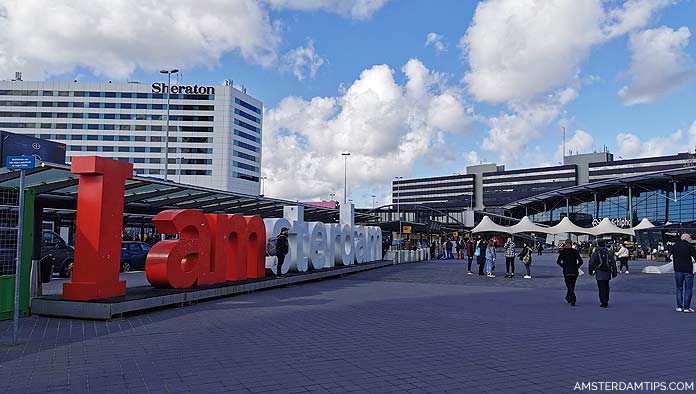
234, 129, 260, 143
235, 98, 262, 114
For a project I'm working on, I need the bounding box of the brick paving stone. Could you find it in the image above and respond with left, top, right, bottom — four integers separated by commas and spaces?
1, 255, 696, 393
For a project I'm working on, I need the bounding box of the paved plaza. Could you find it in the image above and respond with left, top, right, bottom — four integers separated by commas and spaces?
1, 254, 695, 394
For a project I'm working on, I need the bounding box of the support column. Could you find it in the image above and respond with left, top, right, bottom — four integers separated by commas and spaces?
594, 193, 599, 220
627, 185, 633, 227
566, 197, 570, 218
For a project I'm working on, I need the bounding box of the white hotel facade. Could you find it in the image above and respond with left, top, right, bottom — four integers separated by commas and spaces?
0, 80, 263, 195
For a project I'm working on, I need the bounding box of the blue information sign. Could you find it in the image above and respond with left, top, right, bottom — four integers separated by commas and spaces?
6, 155, 36, 170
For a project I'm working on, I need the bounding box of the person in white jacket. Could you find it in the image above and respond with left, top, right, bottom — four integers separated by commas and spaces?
615, 243, 630, 274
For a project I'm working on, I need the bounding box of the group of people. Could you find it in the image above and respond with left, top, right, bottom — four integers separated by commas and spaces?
477, 238, 535, 279
434, 237, 537, 279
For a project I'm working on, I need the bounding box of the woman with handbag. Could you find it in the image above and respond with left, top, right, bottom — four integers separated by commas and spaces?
518, 242, 533, 278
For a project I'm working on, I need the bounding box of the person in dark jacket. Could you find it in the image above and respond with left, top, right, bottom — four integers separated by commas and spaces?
466, 238, 475, 275
275, 227, 290, 278
589, 240, 617, 308
518, 242, 533, 278
557, 239, 583, 306
476, 239, 487, 276
671, 233, 696, 312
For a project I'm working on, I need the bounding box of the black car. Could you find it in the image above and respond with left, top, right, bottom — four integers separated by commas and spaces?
120, 241, 152, 272
42, 231, 74, 278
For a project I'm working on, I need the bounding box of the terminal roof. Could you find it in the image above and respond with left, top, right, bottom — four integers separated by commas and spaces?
0, 162, 376, 223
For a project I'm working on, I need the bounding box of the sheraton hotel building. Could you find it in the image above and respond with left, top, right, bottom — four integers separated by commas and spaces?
389, 150, 696, 230
0, 79, 263, 195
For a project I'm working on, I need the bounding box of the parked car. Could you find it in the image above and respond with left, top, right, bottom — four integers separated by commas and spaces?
42, 231, 74, 278
120, 241, 152, 272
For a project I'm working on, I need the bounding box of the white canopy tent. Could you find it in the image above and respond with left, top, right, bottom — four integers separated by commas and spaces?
471, 215, 511, 234
632, 218, 655, 231
549, 217, 594, 235
508, 216, 552, 234
590, 218, 635, 236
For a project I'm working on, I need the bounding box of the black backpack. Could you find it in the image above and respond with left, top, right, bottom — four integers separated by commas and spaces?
596, 250, 610, 272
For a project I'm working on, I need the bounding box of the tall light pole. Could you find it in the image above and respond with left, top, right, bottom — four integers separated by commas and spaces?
260, 176, 268, 196
371, 194, 376, 209
160, 68, 179, 180
561, 126, 566, 159
394, 176, 403, 250
341, 152, 350, 204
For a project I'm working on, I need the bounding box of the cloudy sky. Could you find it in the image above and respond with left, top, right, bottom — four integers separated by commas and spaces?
1, 0, 695, 207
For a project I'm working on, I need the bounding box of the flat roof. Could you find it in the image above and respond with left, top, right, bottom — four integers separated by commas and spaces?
502, 166, 696, 211
0, 162, 376, 223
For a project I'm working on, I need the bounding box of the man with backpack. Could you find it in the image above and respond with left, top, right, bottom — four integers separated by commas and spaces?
589, 240, 618, 308
275, 227, 290, 278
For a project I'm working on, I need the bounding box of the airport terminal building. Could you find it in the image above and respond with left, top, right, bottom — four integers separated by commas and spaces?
0, 79, 263, 194
391, 151, 696, 229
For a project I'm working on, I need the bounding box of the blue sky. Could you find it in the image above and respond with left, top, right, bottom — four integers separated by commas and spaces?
2, 0, 695, 207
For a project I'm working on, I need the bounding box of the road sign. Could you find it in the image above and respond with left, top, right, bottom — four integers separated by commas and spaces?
402, 225, 412, 234
453, 231, 459, 238
6, 155, 36, 170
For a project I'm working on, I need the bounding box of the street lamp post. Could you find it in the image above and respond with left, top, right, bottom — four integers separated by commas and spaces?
160, 68, 179, 180
260, 176, 268, 196
341, 152, 350, 204
394, 176, 403, 250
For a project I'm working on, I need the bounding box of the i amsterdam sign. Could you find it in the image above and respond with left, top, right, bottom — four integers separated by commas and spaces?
61, 156, 383, 301
151, 82, 215, 95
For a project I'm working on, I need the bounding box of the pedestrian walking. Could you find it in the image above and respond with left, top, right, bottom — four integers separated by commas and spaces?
485, 239, 496, 277
476, 239, 486, 276
615, 243, 630, 274
466, 238, 475, 275
671, 233, 696, 313
446, 239, 454, 260
275, 227, 290, 278
537, 242, 544, 256
557, 239, 583, 306
429, 241, 436, 260
455, 239, 462, 260
518, 242, 533, 278
503, 237, 516, 278
589, 240, 617, 308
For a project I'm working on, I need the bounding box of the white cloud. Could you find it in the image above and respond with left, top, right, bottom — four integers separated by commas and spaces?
619, 26, 695, 105
555, 129, 594, 160
460, 0, 676, 104
465, 151, 480, 165
604, 0, 675, 38
281, 39, 326, 80
615, 128, 689, 157
460, 0, 605, 103
0, 0, 281, 80
264, 0, 389, 20
262, 59, 472, 201
481, 87, 578, 164
424, 32, 447, 53
616, 130, 680, 157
